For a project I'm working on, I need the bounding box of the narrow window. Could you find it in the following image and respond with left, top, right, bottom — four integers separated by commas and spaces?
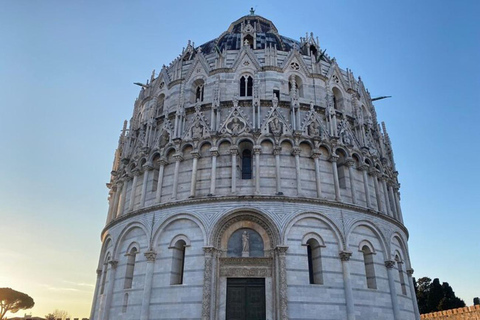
240, 75, 253, 97
337, 163, 347, 189
396, 256, 407, 295
240, 76, 246, 97
124, 247, 137, 289
362, 245, 377, 289
152, 168, 159, 192
273, 89, 280, 100
156, 94, 165, 117
171, 240, 186, 285
122, 293, 129, 313
241, 149, 252, 179
307, 239, 323, 284
196, 85, 204, 102
247, 76, 253, 97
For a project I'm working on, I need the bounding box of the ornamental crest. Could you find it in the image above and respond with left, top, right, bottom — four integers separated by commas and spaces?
300, 105, 328, 139
183, 102, 210, 141
337, 118, 359, 147
260, 96, 292, 136
218, 97, 251, 136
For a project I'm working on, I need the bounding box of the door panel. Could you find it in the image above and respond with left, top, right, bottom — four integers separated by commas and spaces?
226, 278, 265, 320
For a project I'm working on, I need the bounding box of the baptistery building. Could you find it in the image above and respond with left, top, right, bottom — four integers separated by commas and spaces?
90, 12, 420, 320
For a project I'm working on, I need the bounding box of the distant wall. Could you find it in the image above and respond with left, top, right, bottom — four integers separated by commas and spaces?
421, 305, 480, 319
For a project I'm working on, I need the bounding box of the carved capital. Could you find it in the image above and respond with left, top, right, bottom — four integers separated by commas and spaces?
159, 157, 168, 166
132, 168, 141, 177
230, 146, 239, 155
173, 153, 184, 162
311, 149, 321, 159
253, 145, 262, 155
209, 147, 219, 157
384, 260, 396, 269
273, 146, 282, 156
203, 246, 216, 256
292, 147, 301, 156
359, 164, 369, 171
275, 245, 289, 256
339, 251, 352, 261
329, 155, 339, 163
406, 268, 414, 276
144, 250, 157, 262
143, 162, 154, 171
191, 151, 201, 158
108, 260, 118, 269
345, 157, 355, 167
96, 269, 103, 276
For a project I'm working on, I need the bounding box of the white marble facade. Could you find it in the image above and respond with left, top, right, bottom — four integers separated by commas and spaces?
90, 13, 420, 320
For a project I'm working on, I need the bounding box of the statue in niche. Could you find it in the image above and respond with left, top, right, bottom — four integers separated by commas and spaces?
269, 117, 282, 135
192, 122, 203, 139
242, 231, 250, 257
158, 130, 169, 148
308, 120, 319, 137
326, 102, 337, 136
137, 129, 146, 148
228, 117, 244, 135
338, 119, 352, 145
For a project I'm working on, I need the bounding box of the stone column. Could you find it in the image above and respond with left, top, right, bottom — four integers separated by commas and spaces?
339, 251, 355, 320
117, 179, 128, 217
189, 151, 200, 197
230, 146, 238, 193
140, 163, 153, 208
345, 158, 357, 205
407, 268, 421, 320
385, 260, 401, 320
101, 260, 118, 320
155, 158, 167, 203
274, 146, 283, 195
388, 183, 398, 219
293, 147, 302, 195
209, 148, 218, 196
276, 246, 288, 320
110, 184, 121, 221
201, 247, 215, 320
254, 145, 261, 194
312, 150, 323, 198
128, 170, 140, 211
89, 269, 102, 320
140, 251, 157, 320
370, 169, 383, 213
330, 155, 342, 201
172, 153, 183, 200
393, 186, 404, 223
381, 177, 392, 217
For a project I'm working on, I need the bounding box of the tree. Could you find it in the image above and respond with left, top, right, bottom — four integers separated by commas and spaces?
0, 287, 35, 320
45, 309, 70, 320
413, 277, 465, 314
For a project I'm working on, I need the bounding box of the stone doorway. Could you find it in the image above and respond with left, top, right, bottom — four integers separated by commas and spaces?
226, 278, 266, 320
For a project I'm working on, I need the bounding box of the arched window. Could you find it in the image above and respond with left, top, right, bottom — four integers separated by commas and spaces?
241, 149, 252, 179
396, 255, 407, 295
306, 239, 323, 284
243, 34, 254, 49
332, 87, 343, 111
240, 75, 253, 97
362, 245, 377, 289
124, 247, 137, 289
171, 240, 186, 285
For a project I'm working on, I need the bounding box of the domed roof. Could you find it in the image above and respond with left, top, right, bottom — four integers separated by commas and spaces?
198, 14, 301, 55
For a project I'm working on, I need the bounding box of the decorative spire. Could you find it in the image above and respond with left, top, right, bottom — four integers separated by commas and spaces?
250, 7, 255, 15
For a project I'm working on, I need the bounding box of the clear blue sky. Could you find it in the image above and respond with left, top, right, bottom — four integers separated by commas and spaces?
1, 0, 479, 317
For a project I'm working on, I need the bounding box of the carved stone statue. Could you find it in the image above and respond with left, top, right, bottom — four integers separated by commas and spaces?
326, 103, 337, 136
228, 117, 244, 135
192, 122, 203, 139
269, 118, 282, 135
242, 231, 250, 257
159, 130, 169, 148
308, 121, 318, 137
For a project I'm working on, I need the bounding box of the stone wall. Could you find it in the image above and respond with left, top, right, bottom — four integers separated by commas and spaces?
421, 305, 480, 319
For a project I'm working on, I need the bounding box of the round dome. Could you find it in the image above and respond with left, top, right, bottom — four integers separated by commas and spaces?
90, 13, 420, 320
